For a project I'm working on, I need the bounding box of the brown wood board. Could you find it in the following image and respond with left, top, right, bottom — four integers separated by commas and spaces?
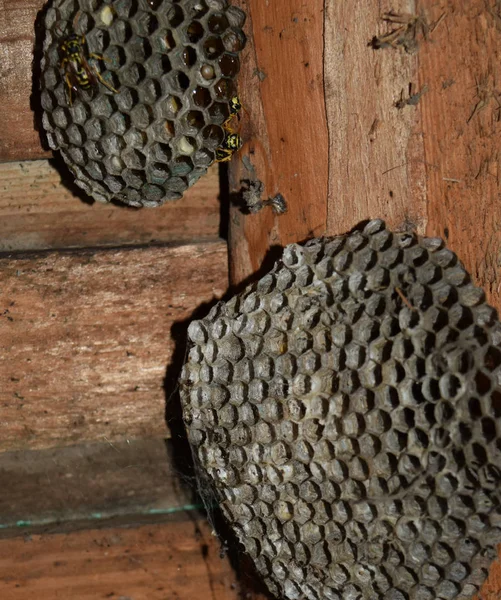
229, 3, 501, 592
0, 0, 48, 161
0, 161, 220, 251
0, 438, 196, 532
0, 519, 245, 600
229, 1, 501, 314
416, 2, 501, 305
228, 0, 329, 286
0, 241, 228, 452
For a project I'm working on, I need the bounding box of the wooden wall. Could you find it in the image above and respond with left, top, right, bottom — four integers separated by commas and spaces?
0, 1, 263, 598
2, 0, 501, 598
231, 0, 501, 309
230, 0, 501, 596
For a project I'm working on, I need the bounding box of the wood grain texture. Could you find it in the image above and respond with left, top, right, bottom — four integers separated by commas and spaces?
228, 0, 329, 286
0, 438, 195, 532
0, 519, 243, 600
227, 2, 501, 593
479, 555, 501, 600
0, 161, 220, 251
0, 242, 228, 452
0, 0, 48, 161
324, 1, 426, 233
416, 1, 501, 308
230, 0, 501, 312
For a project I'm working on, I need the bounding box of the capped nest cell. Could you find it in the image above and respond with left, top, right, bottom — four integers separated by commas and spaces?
180, 220, 501, 600
40, 0, 246, 206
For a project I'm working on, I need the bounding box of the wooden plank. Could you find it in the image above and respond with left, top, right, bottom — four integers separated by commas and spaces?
416, 1, 501, 308
230, 0, 501, 311
0, 241, 228, 452
0, 0, 48, 161
0, 520, 244, 600
0, 438, 196, 532
479, 555, 501, 600
228, 0, 329, 286
323, 2, 425, 233
0, 161, 220, 251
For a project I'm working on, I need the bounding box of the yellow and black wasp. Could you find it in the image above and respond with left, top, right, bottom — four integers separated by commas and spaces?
215, 95, 243, 163
57, 14, 117, 105
226, 95, 242, 122
215, 131, 243, 162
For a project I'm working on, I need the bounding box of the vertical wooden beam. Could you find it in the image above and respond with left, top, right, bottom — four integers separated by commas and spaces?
416, 1, 501, 308
228, 0, 329, 286
324, 1, 426, 233
230, 0, 501, 316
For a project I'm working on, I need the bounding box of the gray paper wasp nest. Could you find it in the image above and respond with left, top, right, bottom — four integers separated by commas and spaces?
40, 0, 245, 206
180, 220, 501, 600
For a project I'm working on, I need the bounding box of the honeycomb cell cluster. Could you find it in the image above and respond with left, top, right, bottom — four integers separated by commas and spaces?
180, 220, 501, 600
40, 0, 246, 206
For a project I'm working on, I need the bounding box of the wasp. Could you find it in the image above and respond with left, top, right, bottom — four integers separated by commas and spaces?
225, 95, 242, 123
57, 15, 117, 105
215, 131, 243, 162
216, 95, 243, 162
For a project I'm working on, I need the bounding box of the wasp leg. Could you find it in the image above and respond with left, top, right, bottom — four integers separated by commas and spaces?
215, 150, 232, 163
65, 73, 74, 106
222, 121, 238, 135
90, 64, 118, 93
222, 115, 237, 128
89, 52, 113, 65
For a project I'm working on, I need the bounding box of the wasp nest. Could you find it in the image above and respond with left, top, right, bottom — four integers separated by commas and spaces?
40, 0, 246, 207
180, 220, 501, 600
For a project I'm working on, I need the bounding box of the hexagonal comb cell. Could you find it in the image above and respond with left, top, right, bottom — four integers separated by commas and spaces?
180, 220, 501, 600
40, 0, 246, 206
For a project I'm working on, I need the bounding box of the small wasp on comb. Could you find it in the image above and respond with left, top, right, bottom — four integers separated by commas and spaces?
215, 95, 243, 163
215, 132, 243, 162
56, 12, 117, 106
226, 95, 242, 124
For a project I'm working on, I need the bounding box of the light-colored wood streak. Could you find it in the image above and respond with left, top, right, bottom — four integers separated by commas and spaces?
324, 1, 426, 234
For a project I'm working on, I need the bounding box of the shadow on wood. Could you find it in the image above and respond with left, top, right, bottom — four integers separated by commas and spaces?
164, 294, 273, 600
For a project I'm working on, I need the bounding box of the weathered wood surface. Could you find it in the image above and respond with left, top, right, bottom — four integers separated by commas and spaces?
324, 3, 424, 231
230, 0, 501, 315
417, 3, 501, 304
0, 0, 48, 161
0, 241, 227, 452
0, 161, 220, 251
479, 557, 501, 599
0, 438, 196, 532
229, 0, 329, 286
0, 519, 246, 600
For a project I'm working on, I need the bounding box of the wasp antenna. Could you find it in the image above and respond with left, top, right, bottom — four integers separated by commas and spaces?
72, 9, 83, 32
